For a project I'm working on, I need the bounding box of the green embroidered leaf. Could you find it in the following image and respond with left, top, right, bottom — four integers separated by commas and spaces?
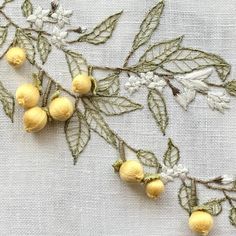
132, 1, 164, 50
160, 48, 230, 81
84, 107, 117, 147
78, 11, 122, 45
37, 34, 51, 64
0, 81, 15, 122
163, 139, 180, 168
89, 96, 143, 116
96, 73, 120, 96
229, 208, 236, 227
64, 110, 90, 165
200, 199, 223, 216
148, 89, 168, 135
137, 150, 161, 170
178, 180, 198, 214
65, 51, 88, 79
139, 36, 183, 64
225, 80, 236, 96
21, 0, 33, 17
15, 29, 35, 64
4, 0, 14, 3
0, 26, 8, 48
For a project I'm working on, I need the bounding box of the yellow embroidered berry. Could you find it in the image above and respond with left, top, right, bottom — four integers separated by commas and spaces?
145, 179, 165, 199
72, 74, 92, 94
49, 97, 74, 121
23, 107, 48, 133
6, 47, 26, 67
189, 211, 214, 235
16, 84, 40, 109
119, 160, 144, 183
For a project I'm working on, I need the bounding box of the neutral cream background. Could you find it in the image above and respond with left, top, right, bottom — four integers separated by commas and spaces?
0, 0, 236, 235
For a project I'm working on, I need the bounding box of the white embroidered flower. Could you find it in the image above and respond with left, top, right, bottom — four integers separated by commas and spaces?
176, 68, 213, 80
176, 68, 213, 92
51, 27, 68, 48
51, 6, 73, 28
27, 6, 50, 29
140, 72, 167, 92
175, 88, 196, 110
207, 92, 230, 113
160, 164, 189, 184
124, 75, 141, 94
221, 175, 234, 185
173, 164, 189, 180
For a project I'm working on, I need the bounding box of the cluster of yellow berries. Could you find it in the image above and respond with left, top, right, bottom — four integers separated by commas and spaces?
118, 160, 165, 199
6, 47, 93, 133
117, 160, 214, 235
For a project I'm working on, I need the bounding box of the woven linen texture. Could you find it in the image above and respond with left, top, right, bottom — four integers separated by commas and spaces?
0, 0, 236, 235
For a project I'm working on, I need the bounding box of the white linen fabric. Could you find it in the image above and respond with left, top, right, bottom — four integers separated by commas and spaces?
0, 0, 236, 235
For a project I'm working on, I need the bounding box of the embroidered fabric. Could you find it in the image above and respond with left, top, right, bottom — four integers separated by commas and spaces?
0, 0, 235, 235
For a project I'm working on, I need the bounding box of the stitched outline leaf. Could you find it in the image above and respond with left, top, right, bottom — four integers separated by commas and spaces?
160, 48, 230, 81
139, 36, 183, 64
84, 107, 117, 147
137, 150, 161, 171
148, 89, 168, 135
21, 0, 33, 17
37, 34, 51, 64
88, 96, 143, 116
199, 199, 223, 216
65, 50, 88, 79
96, 73, 120, 96
178, 180, 198, 214
0, 81, 15, 122
229, 208, 236, 227
64, 110, 90, 165
78, 11, 123, 45
15, 29, 35, 64
132, 1, 164, 50
0, 26, 8, 48
163, 138, 180, 168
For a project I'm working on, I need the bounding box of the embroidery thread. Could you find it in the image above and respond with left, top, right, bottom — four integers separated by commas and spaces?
0, 0, 235, 234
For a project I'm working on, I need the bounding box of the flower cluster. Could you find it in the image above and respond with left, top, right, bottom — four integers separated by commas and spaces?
124, 72, 167, 94
160, 164, 189, 184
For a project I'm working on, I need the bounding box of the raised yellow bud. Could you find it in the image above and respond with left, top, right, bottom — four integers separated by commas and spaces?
189, 211, 214, 235
49, 97, 74, 121
6, 47, 26, 67
72, 74, 92, 94
16, 84, 40, 109
119, 160, 144, 183
23, 107, 47, 133
145, 179, 165, 199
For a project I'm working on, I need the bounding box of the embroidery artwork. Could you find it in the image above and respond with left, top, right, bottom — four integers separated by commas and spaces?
0, 0, 236, 235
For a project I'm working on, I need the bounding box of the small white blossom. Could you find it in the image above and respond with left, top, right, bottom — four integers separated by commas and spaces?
221, 175, 234, 185
207, 92, 230, 113
51, 6, 73, 28
140, 72, 167, 92
51, 27, 68, 48
160, 164, 189, 184
175, 88, 196, 110
27, 6, 50, 29
124, 76, 141, 94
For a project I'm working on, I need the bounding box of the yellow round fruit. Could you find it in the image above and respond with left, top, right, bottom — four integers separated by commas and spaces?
16, 84, 40, 109
6, 47, 26, 67
189, 211, 214, 235
145, 179, 165, 199
23, 107, 48, 133
72, 74, 92, 95
49, 97, 74, 121
119, 160, 144, 183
